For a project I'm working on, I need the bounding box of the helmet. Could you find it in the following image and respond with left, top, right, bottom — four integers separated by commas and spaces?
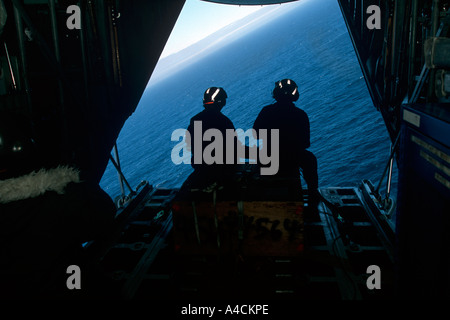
0, 112, 37, 179
203, 87, 227, 106
272, 79, 299, 102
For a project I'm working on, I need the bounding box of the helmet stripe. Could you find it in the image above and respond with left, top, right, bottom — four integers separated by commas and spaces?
211, 88, 220, 101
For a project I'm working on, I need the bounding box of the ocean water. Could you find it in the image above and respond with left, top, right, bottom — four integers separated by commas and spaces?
100, 0, 398, 201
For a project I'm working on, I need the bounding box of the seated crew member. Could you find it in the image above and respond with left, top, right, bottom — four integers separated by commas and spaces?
0, 111, 117, 298
253, 79, 319, 207
185, 87, 237, 187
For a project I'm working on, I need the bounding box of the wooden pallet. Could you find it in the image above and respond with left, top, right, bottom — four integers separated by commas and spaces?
172, 199, 304, 256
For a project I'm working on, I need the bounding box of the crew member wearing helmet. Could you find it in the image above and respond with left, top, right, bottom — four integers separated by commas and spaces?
253, 79, 319, 207
186, 87, 237, 184
0, 111, 117, 298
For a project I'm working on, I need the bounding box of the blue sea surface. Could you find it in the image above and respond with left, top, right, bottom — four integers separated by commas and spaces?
100, 0, 398, 201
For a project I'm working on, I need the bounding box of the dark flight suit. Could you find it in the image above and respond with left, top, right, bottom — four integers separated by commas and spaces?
186, 107, 237, 186
253, 101, 318, 197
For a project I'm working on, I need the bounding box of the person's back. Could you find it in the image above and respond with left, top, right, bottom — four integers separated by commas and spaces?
186, 87, 237, 183
188, 108, 234, 166
253, 79, 319, 204
253, 100, 310, 176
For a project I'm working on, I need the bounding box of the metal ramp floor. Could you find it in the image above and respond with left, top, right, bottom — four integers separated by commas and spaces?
96, 184, 395, 300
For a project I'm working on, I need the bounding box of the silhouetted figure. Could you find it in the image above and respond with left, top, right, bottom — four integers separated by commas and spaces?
0, 111, 117, 298
253, 79, 319, 206
185, 87, 237, 187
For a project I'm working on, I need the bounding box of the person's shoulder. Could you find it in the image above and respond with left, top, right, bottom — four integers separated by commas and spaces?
291, 104, 308, 117
190, 109, 206, 121
259, 103, 278, 114
218, 112, 235, 128
264, 102, 278, 110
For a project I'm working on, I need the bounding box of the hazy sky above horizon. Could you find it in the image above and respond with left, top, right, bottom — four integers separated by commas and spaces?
160, 0, 310, 59
160, 0, 266, 58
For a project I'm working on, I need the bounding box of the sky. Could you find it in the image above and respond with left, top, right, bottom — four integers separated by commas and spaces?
160, 0, 266, 58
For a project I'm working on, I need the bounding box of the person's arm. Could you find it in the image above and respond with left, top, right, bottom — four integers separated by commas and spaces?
304, 115, 311, 149
186, 120, 193, 152
299, 111, 310, 149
